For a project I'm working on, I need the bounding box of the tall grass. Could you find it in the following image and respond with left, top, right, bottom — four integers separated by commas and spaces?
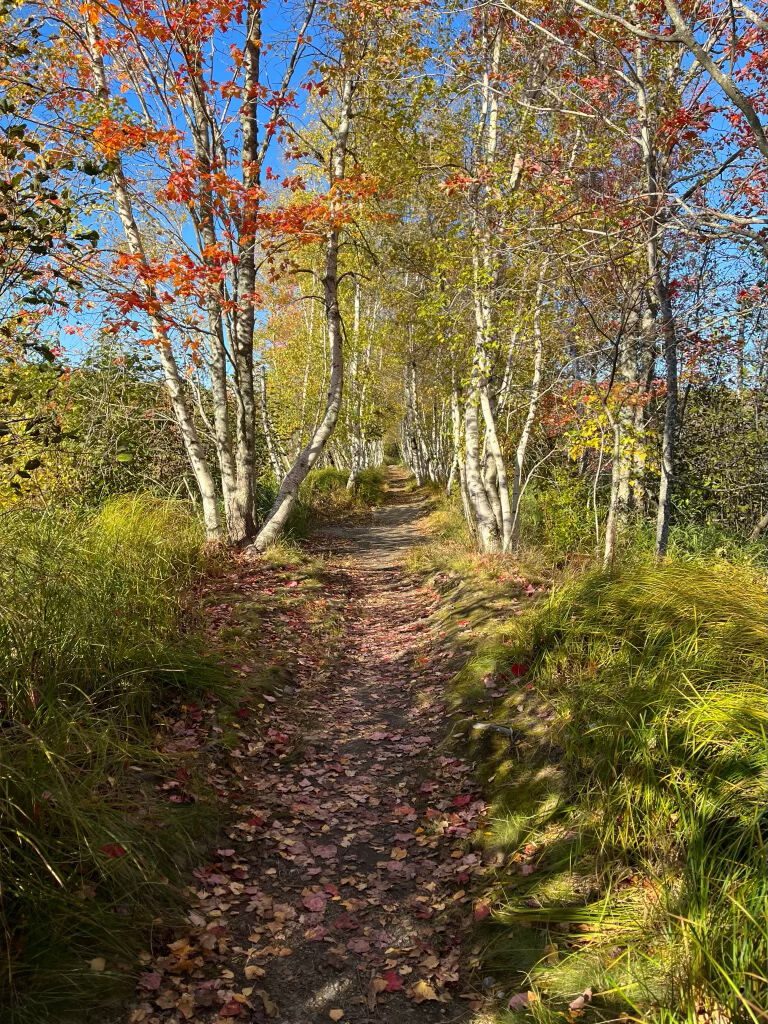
451, 557, 768, 1023
0, 496, 213, 1022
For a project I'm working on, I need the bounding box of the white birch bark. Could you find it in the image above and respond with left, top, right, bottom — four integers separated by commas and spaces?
510, 263, 547, 544
86, 23, 222, 540
248, 77, 355, 552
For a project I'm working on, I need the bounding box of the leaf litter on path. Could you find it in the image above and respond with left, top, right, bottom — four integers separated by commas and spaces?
129, 484, 493, 1024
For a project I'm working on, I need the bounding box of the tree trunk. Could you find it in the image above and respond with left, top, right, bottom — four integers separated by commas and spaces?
86, 23, 222, 541
258, 364, 287, 482
248, 77, 355, 552
603, 413, 623, 565
510, 263, 547, 545
633, 36, 679, 557
463, 15, 506, 553
653, 282, 678, 557
464, 377, 501, 552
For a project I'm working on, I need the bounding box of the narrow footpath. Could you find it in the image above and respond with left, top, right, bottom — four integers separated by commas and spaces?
129, 472, 489, 1024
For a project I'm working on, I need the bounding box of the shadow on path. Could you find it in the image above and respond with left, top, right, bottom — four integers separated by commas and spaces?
128, 469, 490, 1024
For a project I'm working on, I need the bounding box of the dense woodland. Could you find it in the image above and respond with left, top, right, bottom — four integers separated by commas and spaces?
2, 0, 768, 1021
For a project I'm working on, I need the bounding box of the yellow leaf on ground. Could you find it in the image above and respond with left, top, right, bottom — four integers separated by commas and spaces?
89, 957, 106, 972
409, 979, 439, 1002
177, 992, 196, 1020
329, 1010, 344, 1021
255, 989, 279, 1018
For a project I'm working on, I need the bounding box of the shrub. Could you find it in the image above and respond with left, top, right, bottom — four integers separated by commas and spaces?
518, 470, 598, 559
299, 466, 385, 524
354, 467, 386, 505
256, 466, 386, 538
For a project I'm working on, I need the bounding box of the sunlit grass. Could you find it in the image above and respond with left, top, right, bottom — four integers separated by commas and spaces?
0, 496, 218, 1022
422, 527, 768, 1023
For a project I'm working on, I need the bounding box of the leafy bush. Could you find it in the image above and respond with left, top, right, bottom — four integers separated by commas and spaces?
455, 557, 768, 1022
0, 496, 214, 1022
518, 470, 600, 559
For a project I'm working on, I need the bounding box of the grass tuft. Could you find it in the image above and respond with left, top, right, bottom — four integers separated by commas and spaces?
0, 495, 217, 1022
434, 550, 768, 1023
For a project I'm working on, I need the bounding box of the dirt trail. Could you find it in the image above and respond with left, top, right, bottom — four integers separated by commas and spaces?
129, 471, 488, 1024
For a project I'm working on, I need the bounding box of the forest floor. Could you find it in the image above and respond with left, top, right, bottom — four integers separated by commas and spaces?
127, 470, 493, 1024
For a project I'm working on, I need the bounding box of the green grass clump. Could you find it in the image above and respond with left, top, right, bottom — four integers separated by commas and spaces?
354, 467, 387, 505
0, 495, 216, 1022
455, 557, 768, 1023
298, 465, 386, 526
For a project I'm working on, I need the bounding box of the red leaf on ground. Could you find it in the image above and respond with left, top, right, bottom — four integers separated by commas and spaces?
219, 999, 243, 1017
473, 901, 492, 920
99, 842, 127, 858
383, 970, 403, 992
346, 937, 370, 953
302, 892, 327, 913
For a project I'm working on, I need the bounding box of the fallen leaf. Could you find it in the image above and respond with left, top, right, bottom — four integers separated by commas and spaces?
473, 900, 492, 920
382, 970, 403, 992
99, 843, 127, 858
508, 990, 536, 1009
89, 957, 106, 973
302, 892, 327, 913
255, 990, 279, 1018
329, 1011, 344, 1022
367, 976, 388, 1009
408, 979, 439, 1003
177, 993, 196, 1019
346, 936, 370, 953
569, 987, 592, 1011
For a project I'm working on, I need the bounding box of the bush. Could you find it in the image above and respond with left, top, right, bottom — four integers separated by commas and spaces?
456, 557, 768, 1022
0, 496, 214, 1022
518, 470, 598, 559
353, 467, 386, 505
299, 466, 386, 526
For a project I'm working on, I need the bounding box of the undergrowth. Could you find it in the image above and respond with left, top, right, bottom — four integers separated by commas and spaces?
517, 473, 768, 569
258, 466, 386, 538
417, 493, 768, 1023
0, 496, 219, 1022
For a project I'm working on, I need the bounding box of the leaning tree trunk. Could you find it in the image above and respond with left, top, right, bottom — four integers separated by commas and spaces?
248, 77, 355, 553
